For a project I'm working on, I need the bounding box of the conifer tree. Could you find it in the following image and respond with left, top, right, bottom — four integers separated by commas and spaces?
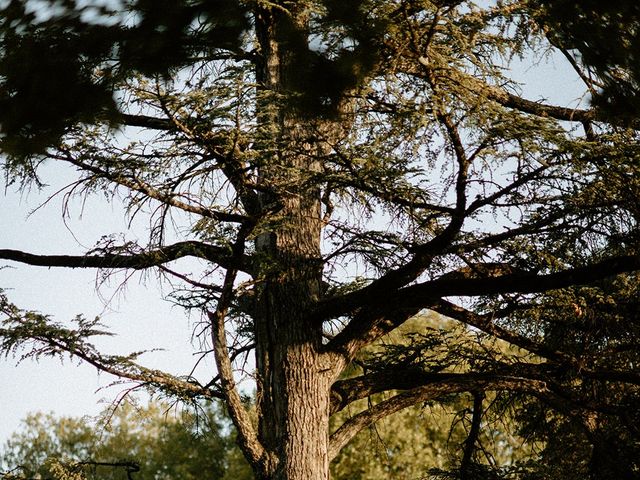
2, 1, 640, 478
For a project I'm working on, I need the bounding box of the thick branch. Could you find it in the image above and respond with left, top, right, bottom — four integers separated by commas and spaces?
207, 226, 267, 474
120, 113, 174, 131
396, 255, 640, 305
208, 307, 266, 472
460, 392, 484, 480
331, 369, 534, 415
330, 358, 640, 415
325, 305, 423, 361
319, 254, 640, 323
0, 241, 253, 274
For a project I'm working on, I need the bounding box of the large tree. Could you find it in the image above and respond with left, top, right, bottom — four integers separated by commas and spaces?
1, 1, 640, 479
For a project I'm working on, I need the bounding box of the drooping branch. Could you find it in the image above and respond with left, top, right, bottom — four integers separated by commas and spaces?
0, 240, 254, 274
0, 299, 220, 401
207, 226, 267, 474
55, 150, 247, 224
1, 461, 141, 480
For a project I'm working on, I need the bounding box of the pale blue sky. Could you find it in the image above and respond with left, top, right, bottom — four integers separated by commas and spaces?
0, 162, 210, 442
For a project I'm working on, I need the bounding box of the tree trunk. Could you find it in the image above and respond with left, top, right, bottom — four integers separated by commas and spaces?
253, 4, 337, 479
253, 168, 333, 479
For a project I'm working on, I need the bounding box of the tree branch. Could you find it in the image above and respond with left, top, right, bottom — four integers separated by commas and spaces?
460, 392, 484, 480
395, 255, 640, 306
150, 87, 261, 216
431, 299, 576, 364
325, 305, 423, 361
207, 226, 267, 474
414, 57, 610, 126
56, 150, 247, 224
0, 302, 220, 401
0, 241, 254, 275
314, 254, 640, 324
328, 375, 550, 460
120, 113, 174, 131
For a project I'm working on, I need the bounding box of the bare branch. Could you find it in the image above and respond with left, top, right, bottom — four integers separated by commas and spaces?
56, 150, 247, 224
209, 307, 267, 471
0, 241, 254, 275
396, 255, 640, 305
120, 113, 174, 131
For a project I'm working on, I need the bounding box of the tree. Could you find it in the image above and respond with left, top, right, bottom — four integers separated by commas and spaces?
511, 274, 640, 479
1, 320, 531, 480
531, 0, 640, 119
1, 401, 253, 480
330, 315, 537, 479
1, 1, 640, 479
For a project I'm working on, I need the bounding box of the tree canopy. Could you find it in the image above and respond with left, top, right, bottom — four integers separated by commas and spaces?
0, 401, 253, 480
1, 1, 640, 479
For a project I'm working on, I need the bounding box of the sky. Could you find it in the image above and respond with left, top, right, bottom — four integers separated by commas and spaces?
0, 19, 586, 447
0, 162, 210, 442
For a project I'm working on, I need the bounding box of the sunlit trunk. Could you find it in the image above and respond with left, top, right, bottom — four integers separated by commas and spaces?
253, 3, 334, 478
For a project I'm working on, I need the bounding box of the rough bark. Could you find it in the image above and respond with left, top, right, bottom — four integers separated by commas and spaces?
252, 4, 339, 479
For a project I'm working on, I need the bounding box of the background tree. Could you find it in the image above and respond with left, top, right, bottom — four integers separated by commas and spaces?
0, 401, 253, 480
2, 319, 535, 480
510, 274, 640, 479
1, 1, 640, 479
330, 315, 537, 479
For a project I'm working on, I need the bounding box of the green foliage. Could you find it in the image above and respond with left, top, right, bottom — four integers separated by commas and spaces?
533, 0, 640, 118
0, 0, 392, 159
0, 401, 252, 480
506, 275, 640, 479
331, 316, 537, 479
331, 402, 462, 480
0, 0, 250, 161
